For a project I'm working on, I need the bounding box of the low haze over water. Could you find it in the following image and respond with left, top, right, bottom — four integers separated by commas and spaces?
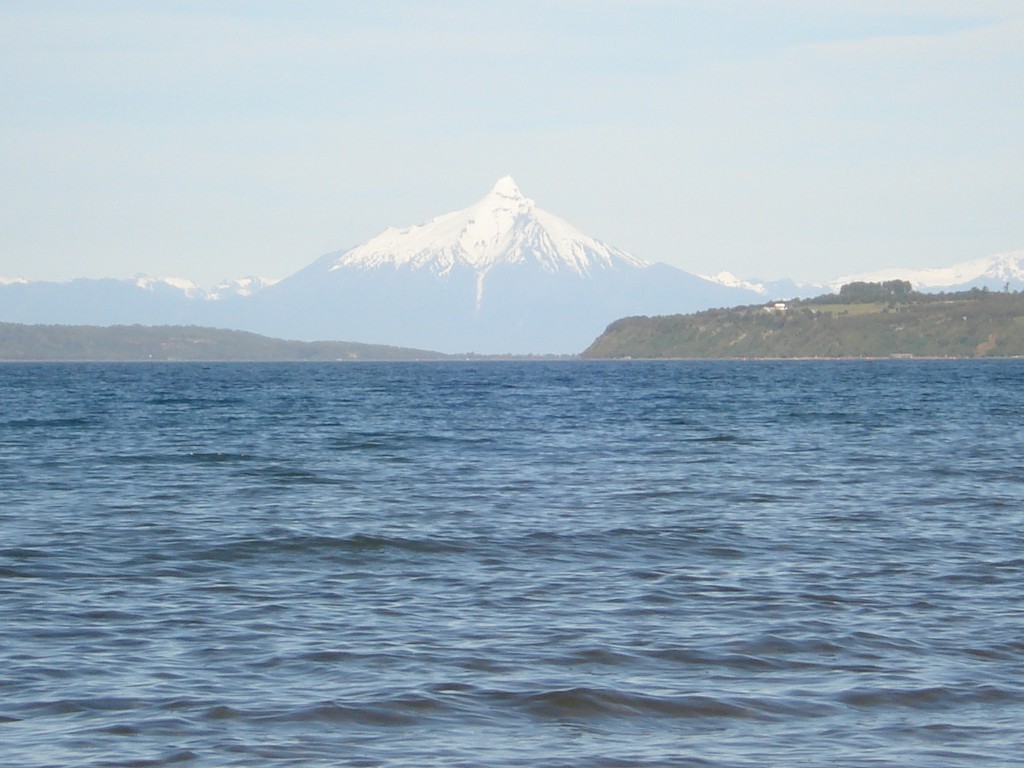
2, 361, 1023, 767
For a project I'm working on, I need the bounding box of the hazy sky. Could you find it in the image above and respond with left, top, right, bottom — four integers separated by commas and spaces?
2, 1, 1022, 286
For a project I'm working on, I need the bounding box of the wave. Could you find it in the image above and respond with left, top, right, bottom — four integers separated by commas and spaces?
494, 686, 781, 721
183, 531, 469, 563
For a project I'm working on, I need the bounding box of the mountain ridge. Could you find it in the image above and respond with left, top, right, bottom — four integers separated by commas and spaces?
828, 249, 1024, 293
698, 250, 1024, 298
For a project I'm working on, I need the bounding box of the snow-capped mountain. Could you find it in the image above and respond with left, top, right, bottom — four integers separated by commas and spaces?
701, 250, 1024, 300
131, 274, 277, 301
236, 178, 762, 353
829, 250, 1024, 293
132, 275, 205, 298
0, 274, 274, 328
0, 276, 201, 327
206, 276, 278, 300
337, 177, 647, 275
331, 176, 647, 309
699, 271, 767, 294
700, 271, 829, 300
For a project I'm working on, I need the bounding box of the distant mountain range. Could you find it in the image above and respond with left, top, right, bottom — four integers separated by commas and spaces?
827, 251, 1024, 293
701, 249, 1024, 298
1, 178, 1021, 354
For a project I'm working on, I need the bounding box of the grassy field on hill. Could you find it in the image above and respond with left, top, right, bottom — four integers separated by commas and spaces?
583, 283, 1024, 359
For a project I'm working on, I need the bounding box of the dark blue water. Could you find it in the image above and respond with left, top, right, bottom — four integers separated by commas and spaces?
2, 361, 1023, 767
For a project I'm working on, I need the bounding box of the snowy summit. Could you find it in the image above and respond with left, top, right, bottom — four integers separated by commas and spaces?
329, 176, 647, 279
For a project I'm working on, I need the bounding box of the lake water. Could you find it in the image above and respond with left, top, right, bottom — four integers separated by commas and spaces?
2, 360, 1023, 767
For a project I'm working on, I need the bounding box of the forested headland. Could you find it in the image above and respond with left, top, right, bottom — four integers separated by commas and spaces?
0, 323, 446, 361
583, 282, 1024, 359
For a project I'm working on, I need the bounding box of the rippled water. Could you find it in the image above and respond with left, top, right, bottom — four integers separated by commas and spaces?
2, 360, 1023, 767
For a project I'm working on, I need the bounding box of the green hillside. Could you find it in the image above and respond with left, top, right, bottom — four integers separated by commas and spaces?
0, 323, 447, 361
582, 283, 1024, 359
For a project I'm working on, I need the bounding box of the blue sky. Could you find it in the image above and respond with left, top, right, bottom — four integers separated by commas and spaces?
2, 1, 1022, 286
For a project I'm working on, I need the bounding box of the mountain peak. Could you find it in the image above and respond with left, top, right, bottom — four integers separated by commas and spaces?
489, 175, 522, 200
326, 177, 647, 279
473, 176, 533, 221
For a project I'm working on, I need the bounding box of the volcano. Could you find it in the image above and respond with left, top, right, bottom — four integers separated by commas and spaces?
238, 177, 761, 353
